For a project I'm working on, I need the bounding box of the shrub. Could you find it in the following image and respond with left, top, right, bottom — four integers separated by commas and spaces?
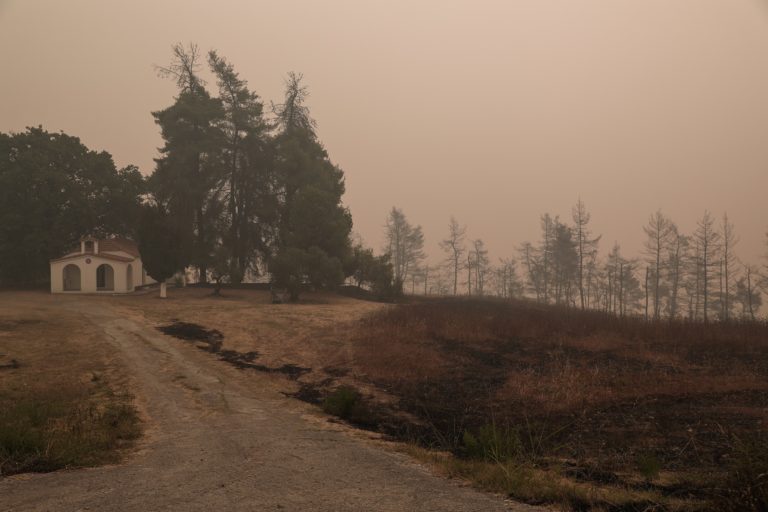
463, 423, 523, 463
321, 386, 374, 425
636, 452, 662, 481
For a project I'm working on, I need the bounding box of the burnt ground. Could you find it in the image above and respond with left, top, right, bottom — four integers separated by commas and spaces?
278, 299, 768, 511
157, 321, 311, 379
157, 321, 768, 506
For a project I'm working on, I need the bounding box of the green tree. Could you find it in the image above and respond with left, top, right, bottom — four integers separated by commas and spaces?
270, 246, 343, 301
0, 127, 144, 286
137, 205, 188, 298
208, 50, 275, 279
368, 254, 397, 300
270, 73, 352, 299
209, 242, 242, 296
347, 242, 397, 300
348, 242, 376, 288
151, 43, 226, 283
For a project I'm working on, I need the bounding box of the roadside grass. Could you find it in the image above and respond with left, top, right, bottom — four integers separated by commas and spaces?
400, 443, 701, 512
0, 307, 141, 477
0, 385, 140, 475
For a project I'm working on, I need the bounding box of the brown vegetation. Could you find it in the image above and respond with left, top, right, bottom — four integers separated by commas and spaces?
341, 298, 768, 511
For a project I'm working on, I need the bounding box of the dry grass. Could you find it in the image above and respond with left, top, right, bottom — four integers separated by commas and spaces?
399, 444, 698, 512
0, 293, 140, 476
343, 298, 768, 511
114, 287, 382, 374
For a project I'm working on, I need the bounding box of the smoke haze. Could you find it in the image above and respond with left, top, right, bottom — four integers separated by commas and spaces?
2, 0, 767, 262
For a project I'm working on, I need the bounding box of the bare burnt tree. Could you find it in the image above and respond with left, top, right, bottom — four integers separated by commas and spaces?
572, 199, 601, 309
472, 238, 490, 296
440, 216, 466, 296
694, 211, 721, 323
271, 72, 316, 136
155, 42, 206, 94
584, 251, 598, 309
719, 213, 738, 321
466, 252, 472, 296
735, 263, 761, 320
518, 241, 542, 301
666, 228, 689, 319
606, 243, 621, 315
605, 244, 642, 317
551, 220, 578, 306
495, 258, 523, 299
539, 214, 556, 303
643, 210, 676, 319
644, 266, 651, 320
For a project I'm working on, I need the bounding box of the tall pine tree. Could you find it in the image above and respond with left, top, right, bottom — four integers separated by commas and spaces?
151, 43, 226, 282
270, 73, 352, 298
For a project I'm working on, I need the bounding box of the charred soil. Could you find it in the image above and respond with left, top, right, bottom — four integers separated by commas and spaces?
299, 298, 768, 511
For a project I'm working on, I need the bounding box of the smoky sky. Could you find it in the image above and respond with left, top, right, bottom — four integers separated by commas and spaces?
2, 0, 767, 264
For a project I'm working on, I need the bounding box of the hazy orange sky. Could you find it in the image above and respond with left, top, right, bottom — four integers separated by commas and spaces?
2, 0, 767, 265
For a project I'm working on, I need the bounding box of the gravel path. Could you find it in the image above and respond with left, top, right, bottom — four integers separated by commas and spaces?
1, 298, 542, 511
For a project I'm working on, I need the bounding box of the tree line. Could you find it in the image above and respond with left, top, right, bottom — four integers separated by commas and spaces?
0, 43, 393, 298
0, 127, 144, 285
140, 43, 364, 299
381, 202, 766, 321
1, 42, 764, 313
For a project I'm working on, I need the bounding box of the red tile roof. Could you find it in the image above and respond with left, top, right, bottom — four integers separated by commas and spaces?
99, 237, 140, 257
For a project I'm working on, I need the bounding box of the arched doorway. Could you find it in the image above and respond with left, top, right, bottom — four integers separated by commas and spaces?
63, 264, 81, 291
126, 264, 133, 292
96, 264, 114, 291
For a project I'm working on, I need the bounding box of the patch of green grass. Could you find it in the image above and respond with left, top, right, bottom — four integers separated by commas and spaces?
321, 386, 375, 425
463, 423, 524, 463
0, 387, 140, 476
461, 419, 566, 467
403, 442, 705, 511
636, 452, 662, 482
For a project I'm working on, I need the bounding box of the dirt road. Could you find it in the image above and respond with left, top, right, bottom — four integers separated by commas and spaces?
1, 296, 539, 511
